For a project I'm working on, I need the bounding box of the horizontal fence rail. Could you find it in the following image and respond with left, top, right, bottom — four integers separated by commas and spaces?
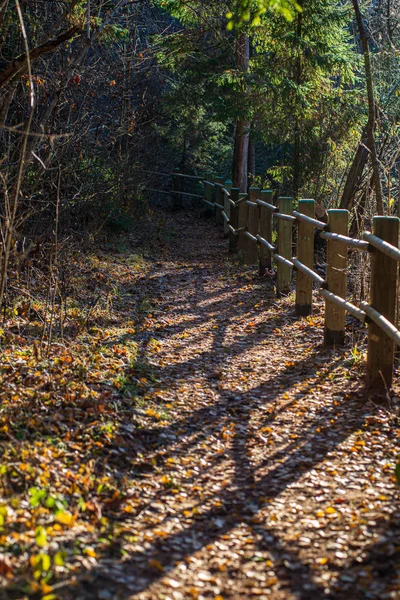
148, 169, 400, 390
364, 231, 400, 262
320, 231, 370, 250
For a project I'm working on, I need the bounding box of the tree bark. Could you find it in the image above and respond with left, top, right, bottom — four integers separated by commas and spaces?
247, 129, 255, 188
293, 11, 302, 199
0, 26, 81, 89
339, 127, 369, 211
352, 0, 384, 214
232, 32, 249, 193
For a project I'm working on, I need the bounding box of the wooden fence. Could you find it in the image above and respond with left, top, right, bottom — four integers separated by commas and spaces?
152, 169, 400, 391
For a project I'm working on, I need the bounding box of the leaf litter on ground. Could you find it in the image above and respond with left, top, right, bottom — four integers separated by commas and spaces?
0, 209, 399, 600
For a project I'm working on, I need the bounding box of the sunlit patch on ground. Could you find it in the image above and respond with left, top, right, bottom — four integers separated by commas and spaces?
0, 210, 399, 600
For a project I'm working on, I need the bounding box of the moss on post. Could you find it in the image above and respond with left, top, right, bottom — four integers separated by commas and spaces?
245, 187, 260, 265
237, 193, 248, 259
224, 179, 232, 238
277, 197, 293, 294
295, 200, 315, 316
215, 176, 225, 226
259, 190, 273, 274
367, 216, 399, 389
324, 209, 348, 346
172, 167, 183, 210
229, 188, 240, 253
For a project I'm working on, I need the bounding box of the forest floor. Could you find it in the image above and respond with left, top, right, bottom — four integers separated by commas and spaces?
0, 208, 400, 600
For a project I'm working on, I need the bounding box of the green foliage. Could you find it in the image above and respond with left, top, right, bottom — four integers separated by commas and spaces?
246, 0, 361, 197
101, 24, 130, 42
108, 214, 135, 233
152, 0, 361, 199
396, 463, 400, 485
154, 0, 200, 25
226, 0, 302, 28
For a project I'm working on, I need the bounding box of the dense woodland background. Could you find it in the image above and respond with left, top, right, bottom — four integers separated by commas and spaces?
1, 3, 400, 597
0, 0, 399, 306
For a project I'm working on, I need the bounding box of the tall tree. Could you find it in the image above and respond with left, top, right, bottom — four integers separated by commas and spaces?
249, 0, 357, 198
351, 0, 383, 214
232, 32, 250, 191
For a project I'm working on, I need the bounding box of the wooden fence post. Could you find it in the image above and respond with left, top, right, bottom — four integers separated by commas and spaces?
245, 187, 260, 265
172, 167, 183, 210
259, 190, 273, 274
215, 176, 225, 226
277, 196, 293, 294
238, 192, 248, 259
224, 179, 232, 238
367, 216, 399, 389
324, 209, 348, 346
229, 188, 240, 253
203, 172, 214, 217
295, 199, 315, 316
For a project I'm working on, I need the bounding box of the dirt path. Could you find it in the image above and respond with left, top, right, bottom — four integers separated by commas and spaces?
1, 209, 399, 600
85, 210, 399, 600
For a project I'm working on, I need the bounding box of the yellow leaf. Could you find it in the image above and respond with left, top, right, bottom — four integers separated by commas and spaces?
35, 526, 47, 548
55, 511, 74, 526
41, 583, 53, 594
84, 547, 97, 558
149, 559, 164, 572
30, 555, 39, 567
325, 507, 336, 515
316, 557, 328, 565
265, 560, 273, 567
153, 530, 168, 537
261, 427, 272, 434
54, 551, 65, 567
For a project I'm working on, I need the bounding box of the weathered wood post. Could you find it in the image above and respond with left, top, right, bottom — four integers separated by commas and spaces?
215, 176, 225, 226
172, 167, 183, 210
224, 179, 233, 238
259, 190, 273, 274
245, 187, 260, 265
277, 197, 293, 294
324, 209, 348, 346
229, 188, 240, 253
203, 172, 214, 217
367, 216, 399, 389
295, 199, 315, 316
237, 192, 248, 259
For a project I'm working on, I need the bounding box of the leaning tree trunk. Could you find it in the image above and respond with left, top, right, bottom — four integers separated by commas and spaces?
352, 0, 383, 214
293, 11, 303, 199
247, 129, 256, 188
232, 32, 249, 193
340, 127, 369, 212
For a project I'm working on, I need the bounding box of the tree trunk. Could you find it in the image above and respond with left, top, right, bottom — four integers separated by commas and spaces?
247, 129, 255, 188
293, 11, 302, 199
352, 0, 384, 214
232, 32, 249, 193
350, 182, 369, 236
0, 26, 81, 89
339, 128, 369, 211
